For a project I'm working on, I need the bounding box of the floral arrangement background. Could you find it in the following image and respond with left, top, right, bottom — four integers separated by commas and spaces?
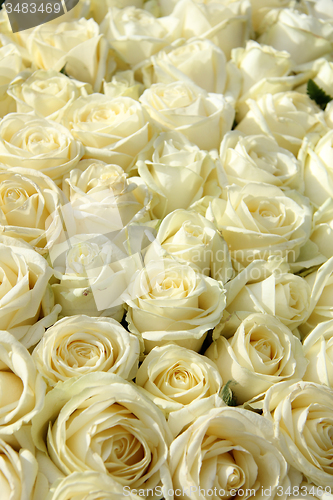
0, 0, 333, 499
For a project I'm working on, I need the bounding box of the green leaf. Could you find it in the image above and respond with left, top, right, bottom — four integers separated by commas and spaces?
220, 380, 237, 407
307, 79, 333, 110
59, 64, 68, 76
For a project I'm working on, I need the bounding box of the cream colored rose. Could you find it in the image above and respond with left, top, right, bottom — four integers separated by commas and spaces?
170, 406, 299, 500
232, 41, 308, 120
263, 380, 333, 487
0, 113, 84, 185
137, 131, 223, 219
125, 259, 226, 353
7, 69, 92, 122
169, 0, 252, 60
136, 344, 223, 435
212, 183, 312, 271
31, 373, 172, 498
302, 320, 333, 387
51, 233, 132, 322
0, 167, 65, 250
295, 58, 333, 99
144, 209, 233, 283
0, 330, 45, 437
89, 0, 144, 24
249, 0, 291, 31
0, 236, 60, 347
223, 267, 312, 332
62, 160, 151, 234
310, 198, 333, 259
299, 257, 333, 338
140, 81, 235, 151
220, 131, 302, 190
325, 100, 333, 129
103, 70, 143, 100
100, 6, 175, 67
302, 130, 333, 208
0, 44, 26, 118
141, 38, 241, 100
26, 18, 114, 93
32, 315, 140, 387
236, 92, 327, 156
46, 472, 143, 500
258, 8, 333, 65
206, 312, 307, 404
0, 437, 41, 500
62, 94, 151, 170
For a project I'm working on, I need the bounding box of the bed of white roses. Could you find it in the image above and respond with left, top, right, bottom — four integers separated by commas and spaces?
1, 0, 333, 499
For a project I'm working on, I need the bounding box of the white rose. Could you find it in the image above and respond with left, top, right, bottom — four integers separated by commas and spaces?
89, 0, 144, 24
220, 131, 302, 190
137, 131, 223, 219
51, 233, 135, 322
295, 58, 333, 98
0, 113, 84, 185
32, 315, 140, 387
223, 265, 312, 332
26, 18, 114, 93
211, 183, 312, 271
62, 160, 151, 233
206, 313, 307, 404
302, 320, 333, 387
299, 257, 333, 338
46, 472, 143, 500
302, 130, 333, 208
258, 8, 333, 65
139, 81, 235, 151
310, 198, 333, 259
232, 41, 307, 120
141, 38, 241, 100
0, 167, 65, 250
248, 0, 292, 31
144, 208, 233, 283
236, 92, 327, 156
62, 94, 151, 170
125, 259, 227, 353
0, 235, 60, 347
103, 70, 143, 100
170, 406, 300, 500
31, 373, 172, 498
169, 0, 252, 59
325, 100, 333, 129
263, 380, 333, 487
0, 330, 45, 438
0, 437, 41, 500
7, 69, 92, 122
100, 6, 175, 67
0, 44, 25, 118
136, 344, 223, 435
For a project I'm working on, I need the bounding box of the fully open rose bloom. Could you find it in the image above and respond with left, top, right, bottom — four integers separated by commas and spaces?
144, 209, 233, 284
263, 381, 333, 487
31, 373, 172, 499
0, 167, 65, 250
32, 315, 140, 387
0, 236, 60, 347
169, 406, 301, 500
137, 131, 222, 219
0, 113, 84, 185
125, 259, 227, 352
211, 183, 312, 271
62, 94, 151, 170
139, 81, 235, 151
303, 320, 333, 387
26, 18, 114, 92
7, 69, 92, 122
205, 313, 307, 404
